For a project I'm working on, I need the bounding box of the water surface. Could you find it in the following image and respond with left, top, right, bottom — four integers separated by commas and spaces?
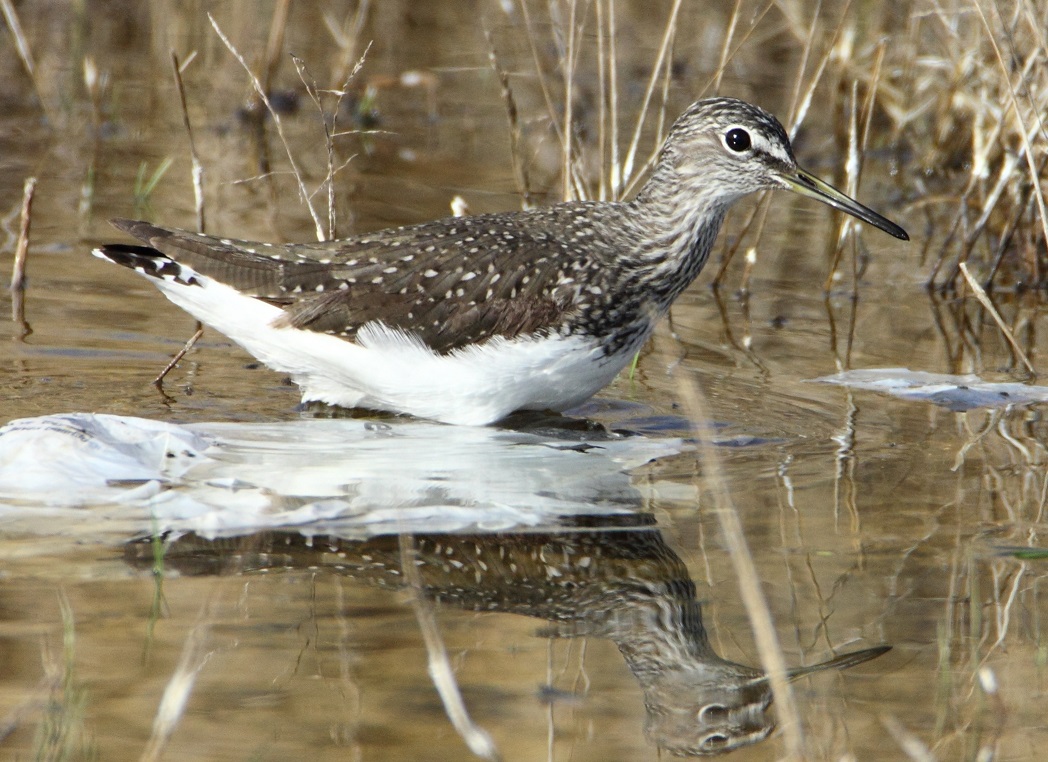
1, 2, 1046, 760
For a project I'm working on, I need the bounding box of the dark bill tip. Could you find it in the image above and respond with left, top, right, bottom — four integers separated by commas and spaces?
786, 168, 909, 241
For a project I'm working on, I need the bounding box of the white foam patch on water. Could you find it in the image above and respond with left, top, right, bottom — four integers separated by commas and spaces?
812, 368, 1048, 410
0, 412, 683, 540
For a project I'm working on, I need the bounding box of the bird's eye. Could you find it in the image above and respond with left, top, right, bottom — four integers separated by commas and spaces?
725, 128, 751, 152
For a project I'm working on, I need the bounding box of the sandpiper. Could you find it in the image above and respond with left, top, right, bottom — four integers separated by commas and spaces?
94, 97, 907, 425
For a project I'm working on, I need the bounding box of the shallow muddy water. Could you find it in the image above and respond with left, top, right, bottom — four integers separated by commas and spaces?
2, 2, 1047, 760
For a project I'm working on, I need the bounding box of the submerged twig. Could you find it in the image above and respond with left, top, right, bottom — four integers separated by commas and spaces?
153, 325, 204, 391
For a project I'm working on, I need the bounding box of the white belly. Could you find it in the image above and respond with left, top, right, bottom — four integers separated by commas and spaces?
152, 272, 633, 425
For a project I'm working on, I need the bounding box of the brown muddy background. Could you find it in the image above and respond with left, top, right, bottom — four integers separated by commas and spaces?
2, 1, 1047, 760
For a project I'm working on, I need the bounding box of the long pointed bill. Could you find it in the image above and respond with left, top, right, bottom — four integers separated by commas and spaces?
783, 167, 909, 241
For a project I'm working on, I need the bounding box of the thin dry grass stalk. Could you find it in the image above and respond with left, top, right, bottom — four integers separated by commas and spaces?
486, 30, 534, 209
886, 2, 1048, 290
208, 13, 327, 242
325, 0, 371, 88
153, 325, 204, 391
0, 0, 56, 125
673, 373, 805, 760
958, 261, 1035, 375
10, 175, 35, 293
140, 597, 219, 762
153, 51, 207, 392
398, 535, 501, 761
170, 51, 206, 234
292, 42, 370, 240
10, 175, 35, 339
257, 0, 292, 109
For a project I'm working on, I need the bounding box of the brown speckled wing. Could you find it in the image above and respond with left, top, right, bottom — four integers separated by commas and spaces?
110, 216, 579, 354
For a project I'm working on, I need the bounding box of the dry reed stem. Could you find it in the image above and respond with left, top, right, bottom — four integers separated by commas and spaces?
292, 43, 370, 239
674, 374, 804, 760
208, 14, 326, 242
292, 55, 337, 238
139, 593, 220, 762
170, 51, 206, 234
260, 0, 292, 102
516, 0, 563, 150
325, 0, 371, 88
397, 535, 501, 761
605, 0, 620, 196
711, 0, 744, 94
152, 51, 208, 391
10, 176, 35, 293
825, 82, 860, 290
485, 30, 534, 208
958, 262, 1035, 375
784, 0, 822, 131
974, 2, 1048, 256
595, 0, 608, 200
619, 0, 682, 195
704, 0, 777, 103
0, 0, 55, 125
153, 325, 204, 390
559, 0, 578, 202
880, 713, 935, 761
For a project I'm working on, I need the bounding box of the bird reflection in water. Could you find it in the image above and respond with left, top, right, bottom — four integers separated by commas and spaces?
128, 516, 888, 756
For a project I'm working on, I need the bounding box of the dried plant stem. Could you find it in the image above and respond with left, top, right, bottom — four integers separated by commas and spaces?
674, 374, 804, 760
170, 51, 206, 234
517, 0, 562, 150
9, 175, 35, 339
605, 0, 620, 197
880, 714, 935, 762
958, 262, 1035, 376
825, 82, 860, 290
140, 597, 219, 762
153, 325, 204, 390
619, 0, 682, 193
0, 0, 55, 124
10, 176, 35, 293
260, 0, 292, 100
153, 51, 208, 391
974, 2, 1048, 257
784, 0, 822, 132
208, 14, 326, 242
326, 0, 371, 87
711, 0, 744, 93
486, 32, 533, 208
398, 535, 501, 761
560, 0, 578, 201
